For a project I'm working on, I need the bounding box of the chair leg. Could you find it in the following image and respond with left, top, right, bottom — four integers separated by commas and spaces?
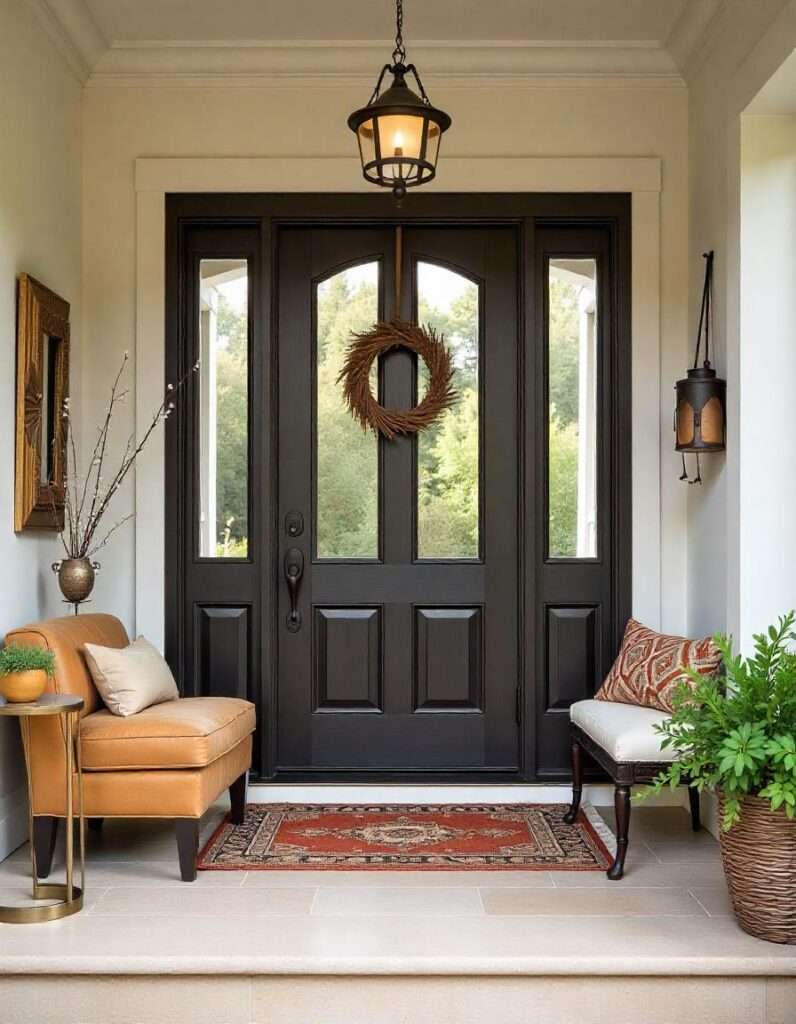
175, 819, 199, 882
229, 771, 248, 826
688, 786, 701, 832
563, 735, 583, 825
607, 784, 631, 880
32, 816, 58, 879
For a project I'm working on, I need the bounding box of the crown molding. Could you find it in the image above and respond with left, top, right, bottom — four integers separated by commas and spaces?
87, 73, 686, 91
134, 155, 662, 194
665, 0, 729, 79
24, 0, 106, 82
86, 39, 683, 86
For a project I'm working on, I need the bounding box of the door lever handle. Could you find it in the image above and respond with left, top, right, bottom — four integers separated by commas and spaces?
284, 547, 304, 632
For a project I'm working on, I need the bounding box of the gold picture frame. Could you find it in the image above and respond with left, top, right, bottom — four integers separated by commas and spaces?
14, 274, 70, 532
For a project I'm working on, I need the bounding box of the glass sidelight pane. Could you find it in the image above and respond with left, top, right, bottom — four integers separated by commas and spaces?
316, 263, 379, 559
548, 258, 598, 559
198, 259, 249, 558
417, 262, 479, 560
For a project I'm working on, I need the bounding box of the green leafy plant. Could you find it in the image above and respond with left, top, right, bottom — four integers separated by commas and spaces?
641, 611, 796, 830
0, 644, 55, 677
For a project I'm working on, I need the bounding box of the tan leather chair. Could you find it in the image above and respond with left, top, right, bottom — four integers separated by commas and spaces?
6, 613, 255, 881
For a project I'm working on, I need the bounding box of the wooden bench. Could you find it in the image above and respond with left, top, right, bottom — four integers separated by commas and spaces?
564, 699, 700, 879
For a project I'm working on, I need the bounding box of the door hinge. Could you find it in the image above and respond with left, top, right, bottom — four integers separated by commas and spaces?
515, 686, 522, 725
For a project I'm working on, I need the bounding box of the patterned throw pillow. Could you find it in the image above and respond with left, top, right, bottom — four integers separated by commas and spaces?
595, 618, 721, 714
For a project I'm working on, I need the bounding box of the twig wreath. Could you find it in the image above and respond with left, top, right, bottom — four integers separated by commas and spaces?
338, 318, 457, 438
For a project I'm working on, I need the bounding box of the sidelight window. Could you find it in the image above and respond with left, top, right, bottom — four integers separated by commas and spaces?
547, 258, 598, 559
197, 258, 249, 559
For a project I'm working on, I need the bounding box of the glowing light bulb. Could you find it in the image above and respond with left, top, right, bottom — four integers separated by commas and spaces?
392, 131, 404, 157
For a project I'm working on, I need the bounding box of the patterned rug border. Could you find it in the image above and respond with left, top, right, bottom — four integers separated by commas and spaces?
197, 802, 615, 872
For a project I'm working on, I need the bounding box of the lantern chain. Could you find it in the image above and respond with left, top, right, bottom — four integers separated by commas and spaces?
692, 250, 714, 370
392, 0, 406, 66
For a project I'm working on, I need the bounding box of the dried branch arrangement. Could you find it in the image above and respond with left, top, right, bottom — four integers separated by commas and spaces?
338, 319, 457, 439
57, 352, 196, 558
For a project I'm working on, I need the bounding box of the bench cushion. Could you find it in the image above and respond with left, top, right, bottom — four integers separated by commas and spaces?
80, 697, 256, 771
570, 699, 677, 763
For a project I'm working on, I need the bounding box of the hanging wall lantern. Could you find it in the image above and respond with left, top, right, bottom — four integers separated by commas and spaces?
675, 251, 726, 483
348, 0, 452, 201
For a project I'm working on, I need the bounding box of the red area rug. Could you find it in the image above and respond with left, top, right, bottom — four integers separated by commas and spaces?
197, 803, 614, 871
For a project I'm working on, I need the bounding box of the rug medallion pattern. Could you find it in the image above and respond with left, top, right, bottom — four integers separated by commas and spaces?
197, 804, 612, 871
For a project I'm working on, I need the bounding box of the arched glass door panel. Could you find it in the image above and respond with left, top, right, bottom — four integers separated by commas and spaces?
315, 261, 380, 560
416, 260, 480, 561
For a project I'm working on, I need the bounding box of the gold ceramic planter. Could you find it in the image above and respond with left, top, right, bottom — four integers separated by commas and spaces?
0, 669, 47, 703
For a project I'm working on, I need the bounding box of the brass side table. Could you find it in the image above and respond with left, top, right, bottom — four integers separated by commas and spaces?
0, 694, 85, 923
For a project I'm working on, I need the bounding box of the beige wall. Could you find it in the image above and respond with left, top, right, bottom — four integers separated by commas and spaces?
738, 114, 796, 649
82, 80, 690, 636
687, 0, 796, 644
0, 0, 83, 855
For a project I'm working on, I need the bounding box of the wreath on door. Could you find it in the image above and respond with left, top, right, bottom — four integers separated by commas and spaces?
338, 318, 457, 439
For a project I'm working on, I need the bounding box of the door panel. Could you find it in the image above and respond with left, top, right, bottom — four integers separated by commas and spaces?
194, 605, 251, 700
277, 225, 520, 772
545, 605, 599, 711
314, 607, 382, 712
415, 607, 483, 711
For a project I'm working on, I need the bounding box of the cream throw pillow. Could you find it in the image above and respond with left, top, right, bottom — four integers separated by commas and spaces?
84, 636, 179, 717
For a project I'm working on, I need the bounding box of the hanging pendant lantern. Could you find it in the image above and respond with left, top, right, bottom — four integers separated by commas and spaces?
348, 0, 451, 201
675, 251, 726, 479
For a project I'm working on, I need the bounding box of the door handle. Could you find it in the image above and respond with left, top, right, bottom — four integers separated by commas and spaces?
284, 547, 304, 632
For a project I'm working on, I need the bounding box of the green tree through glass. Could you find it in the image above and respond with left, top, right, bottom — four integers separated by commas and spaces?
209, 262, 588, 563
316, 266, 379, 558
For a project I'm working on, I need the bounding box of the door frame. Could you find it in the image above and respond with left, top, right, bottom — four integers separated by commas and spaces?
138, 156, 661, 652
163, 191, 631, 782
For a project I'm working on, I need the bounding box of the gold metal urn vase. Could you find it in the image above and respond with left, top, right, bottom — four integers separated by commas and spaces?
52, 558, 100, 608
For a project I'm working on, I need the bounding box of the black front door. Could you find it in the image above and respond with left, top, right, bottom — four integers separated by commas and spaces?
165, 193, 631, 783
276, 226, 520, 772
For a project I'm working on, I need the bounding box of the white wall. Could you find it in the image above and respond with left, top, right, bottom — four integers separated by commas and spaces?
82, 80, 690, 637
0, 0, 83, 856
687, 0, 796, 645
738, 114, 796, 649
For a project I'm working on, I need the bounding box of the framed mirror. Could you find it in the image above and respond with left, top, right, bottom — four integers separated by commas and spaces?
14, 274, 70, 531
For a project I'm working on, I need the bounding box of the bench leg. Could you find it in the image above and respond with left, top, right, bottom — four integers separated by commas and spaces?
688, 786, 701, 832
607, 784, 631, 880
175, 819, 199, 882
563, 734, 583, 825
33, 816, 58, 879
229, 771, 247, 826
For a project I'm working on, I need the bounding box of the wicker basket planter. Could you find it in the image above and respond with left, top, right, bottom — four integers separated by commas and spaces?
718, 792, 796, 944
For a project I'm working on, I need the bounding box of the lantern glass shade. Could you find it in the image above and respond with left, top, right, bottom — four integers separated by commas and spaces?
700, 396, 724, 446
425, 121, 441, 168
376, 114, 425, 165
674, 366, 726, 453
349, 67, 451, 195
355, 118, 377, 169
676, 398, 695, 448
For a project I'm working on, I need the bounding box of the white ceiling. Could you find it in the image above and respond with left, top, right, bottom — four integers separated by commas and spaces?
746, 48, 796, 114
35, 0, 727, 84
82, 0, 688, 45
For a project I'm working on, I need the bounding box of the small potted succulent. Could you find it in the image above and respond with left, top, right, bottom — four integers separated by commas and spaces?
0, 644, 56, 703
643, 612, 796, 944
